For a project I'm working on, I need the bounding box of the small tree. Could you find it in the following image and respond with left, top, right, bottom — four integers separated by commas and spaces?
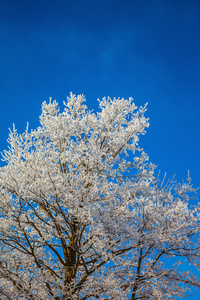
0, 93, 199, 300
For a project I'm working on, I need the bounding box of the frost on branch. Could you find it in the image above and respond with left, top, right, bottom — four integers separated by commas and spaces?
0, 93, 199, 300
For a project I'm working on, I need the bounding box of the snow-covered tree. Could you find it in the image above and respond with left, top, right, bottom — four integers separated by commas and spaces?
0, 93, 199, 300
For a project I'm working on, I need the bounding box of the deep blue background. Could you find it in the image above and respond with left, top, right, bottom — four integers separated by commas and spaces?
0, 0, 200, 298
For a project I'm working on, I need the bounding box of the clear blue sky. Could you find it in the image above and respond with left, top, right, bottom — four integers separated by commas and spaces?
0, 0, 200, 298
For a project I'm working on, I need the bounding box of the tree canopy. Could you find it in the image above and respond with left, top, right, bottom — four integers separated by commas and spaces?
0, 93, 199, 300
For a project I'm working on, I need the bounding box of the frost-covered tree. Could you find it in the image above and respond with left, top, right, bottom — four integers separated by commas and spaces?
0, 93, 199, 300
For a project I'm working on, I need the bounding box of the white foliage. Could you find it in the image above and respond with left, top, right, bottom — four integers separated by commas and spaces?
0, 93, 199, 300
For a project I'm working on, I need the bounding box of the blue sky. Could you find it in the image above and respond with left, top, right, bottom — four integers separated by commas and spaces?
0, 0, 200, 298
